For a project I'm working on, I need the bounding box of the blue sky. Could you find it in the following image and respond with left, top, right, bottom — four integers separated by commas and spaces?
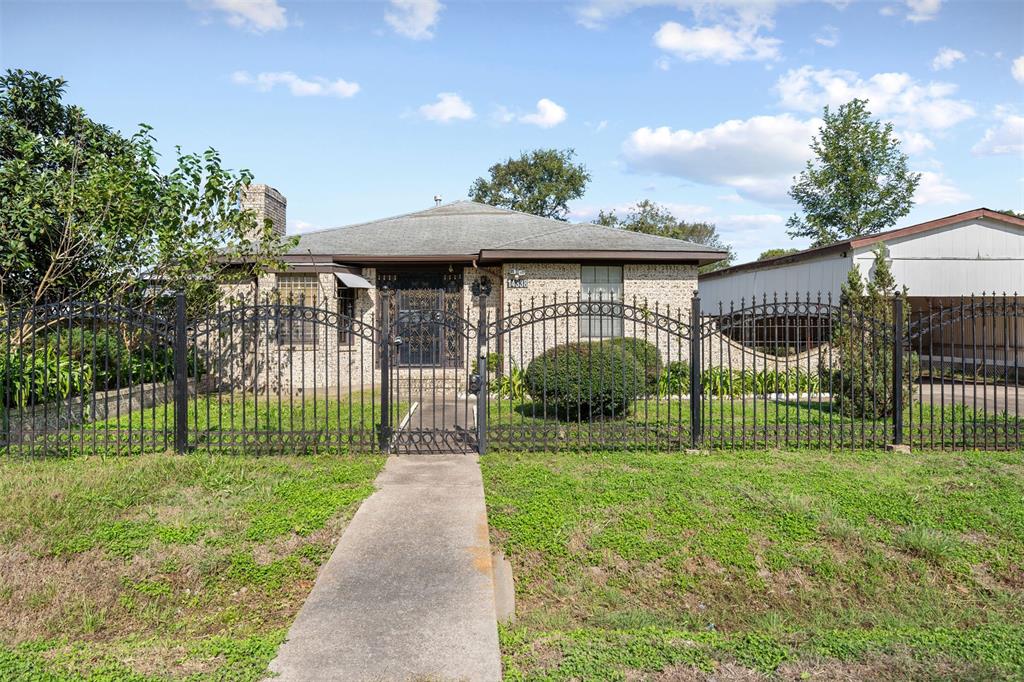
3, 0, 1022, 262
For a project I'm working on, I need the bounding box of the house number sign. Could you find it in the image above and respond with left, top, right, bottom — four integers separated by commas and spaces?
506, 268, 528, 289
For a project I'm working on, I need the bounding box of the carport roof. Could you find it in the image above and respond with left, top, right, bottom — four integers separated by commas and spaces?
286, 201, 727, 264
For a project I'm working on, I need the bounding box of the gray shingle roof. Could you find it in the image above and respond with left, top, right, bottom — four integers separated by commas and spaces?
289, 201, 726, 261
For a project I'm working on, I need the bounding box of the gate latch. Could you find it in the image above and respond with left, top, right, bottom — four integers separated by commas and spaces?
468, 373, 482, 395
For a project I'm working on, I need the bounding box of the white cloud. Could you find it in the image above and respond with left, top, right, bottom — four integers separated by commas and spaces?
776, 66, 975, 131
385, 0, 443, 40
972, 110, 1024, 156
879, 5, 897, 16
653, 21, 780, 63
290, 220, 320, 233
204, 0, 288, 32
814, 25, 839, 48
418, 92, 475, 122
574, 0, 780, 30
915, 171, 969, 205
1013, 56, 1024, 84
895, 130, 935, 155
492, 105, 516, 124
931, 47, 965, 71
231, 71, 360, 98
622, 114, 819, 203
569, 200, 712, 222
519, 99, 568, 128
906, 0, 941, 22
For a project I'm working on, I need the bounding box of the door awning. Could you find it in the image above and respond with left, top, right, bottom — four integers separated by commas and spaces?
334, 272, 373, 289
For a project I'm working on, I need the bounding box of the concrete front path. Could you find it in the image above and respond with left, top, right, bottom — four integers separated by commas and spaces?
268, 454, 502, 682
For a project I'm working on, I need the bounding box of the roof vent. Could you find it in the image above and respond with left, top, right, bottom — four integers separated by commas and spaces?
433, 194, 442, 206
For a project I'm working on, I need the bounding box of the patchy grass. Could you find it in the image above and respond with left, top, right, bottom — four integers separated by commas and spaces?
482, 449, 1024, 680
0, 452, 383, 680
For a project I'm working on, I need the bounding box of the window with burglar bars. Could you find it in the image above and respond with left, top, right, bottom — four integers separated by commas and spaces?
337, 286, 356, 346
276, 274, 320, 344
580, 265, 623, 338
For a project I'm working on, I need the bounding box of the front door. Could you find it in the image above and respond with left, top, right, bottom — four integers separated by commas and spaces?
378, 269, 464, 368
396, 289, 445, 366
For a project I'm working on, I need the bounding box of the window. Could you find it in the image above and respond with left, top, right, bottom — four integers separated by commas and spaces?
276, 274, 320, 344
337, 285, 357, 346
580, 265, 623, 338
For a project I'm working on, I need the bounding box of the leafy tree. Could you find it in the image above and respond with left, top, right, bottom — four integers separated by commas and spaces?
0, 69, 292, 323
758, 248, 800, 260
827, 244, 915, 418
787, 99, 920, 247
595, 199, 735, 273
468, 148, 590, 220
998, 209, 1022, 218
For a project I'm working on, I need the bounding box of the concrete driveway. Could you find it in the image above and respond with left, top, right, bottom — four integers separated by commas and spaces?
268, 454, 502, 681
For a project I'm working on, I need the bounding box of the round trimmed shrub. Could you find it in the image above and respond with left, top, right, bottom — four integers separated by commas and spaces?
524, 341, 645, 418
603, 337, 663, 392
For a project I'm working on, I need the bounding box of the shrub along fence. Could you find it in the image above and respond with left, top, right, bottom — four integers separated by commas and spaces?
1, 291, 1021, 456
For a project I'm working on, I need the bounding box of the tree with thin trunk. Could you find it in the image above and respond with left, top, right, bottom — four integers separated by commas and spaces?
787, 99, 920, 247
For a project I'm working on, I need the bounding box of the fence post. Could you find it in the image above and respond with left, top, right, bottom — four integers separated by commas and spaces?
690, 293, 702, 448
892, 296, 904, 446
476, 286, 489, 456
379, 291, 391, 453
173, 292, 188, 454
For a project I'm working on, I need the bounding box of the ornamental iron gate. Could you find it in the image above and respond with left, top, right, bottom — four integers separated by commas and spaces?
2, 291, 1020, 456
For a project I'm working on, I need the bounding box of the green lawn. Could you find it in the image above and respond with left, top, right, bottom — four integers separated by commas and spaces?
5, 392, 401, 456
486, 397, 1023, 450
0, 453, 384, 680
482, 449, 1024, 680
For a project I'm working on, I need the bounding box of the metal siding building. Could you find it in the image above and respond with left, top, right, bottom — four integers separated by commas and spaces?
699, 209, 1024, 369
699, 210, 1024, 307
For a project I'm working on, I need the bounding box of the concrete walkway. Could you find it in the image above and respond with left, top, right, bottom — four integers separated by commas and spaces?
268, 454, 502, 682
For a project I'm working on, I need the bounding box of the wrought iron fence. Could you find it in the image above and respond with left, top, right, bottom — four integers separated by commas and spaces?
2, 290, 1020, 456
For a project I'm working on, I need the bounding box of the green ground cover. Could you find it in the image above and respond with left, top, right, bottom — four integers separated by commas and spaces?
486, 398, 1023, 450
482, 448, 1024, 680
0, 453, 383, 680
4, 392, 399, 456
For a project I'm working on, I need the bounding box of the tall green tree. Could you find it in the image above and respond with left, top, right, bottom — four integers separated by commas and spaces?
787, 99, 920, 247
758, 248, 800, 260
468, 148, 590, 220
0, 69, 291, 319
595, 199, 735, 273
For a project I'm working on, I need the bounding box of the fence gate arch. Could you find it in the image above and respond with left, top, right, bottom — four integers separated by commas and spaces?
477, 291, 694, 453
4, 291, 1020, 457
381, 290, 479, 454
696, 293, 907, 450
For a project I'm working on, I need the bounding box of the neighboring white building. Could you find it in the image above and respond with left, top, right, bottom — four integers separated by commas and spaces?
699, 208, 1024, 306
698, 208, 1024, 365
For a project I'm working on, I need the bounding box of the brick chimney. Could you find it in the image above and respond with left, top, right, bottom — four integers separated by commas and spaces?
241, 183, 287, 238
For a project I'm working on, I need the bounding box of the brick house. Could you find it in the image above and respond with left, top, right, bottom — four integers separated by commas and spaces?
222, 185, 727, 391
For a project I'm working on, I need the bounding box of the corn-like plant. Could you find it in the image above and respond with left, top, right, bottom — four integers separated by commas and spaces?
492, 360, 528, 400
699, 368, 822, 397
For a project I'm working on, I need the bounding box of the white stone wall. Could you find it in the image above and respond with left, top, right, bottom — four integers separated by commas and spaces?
210, 261, 710, 391
483, 262, 698, 375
